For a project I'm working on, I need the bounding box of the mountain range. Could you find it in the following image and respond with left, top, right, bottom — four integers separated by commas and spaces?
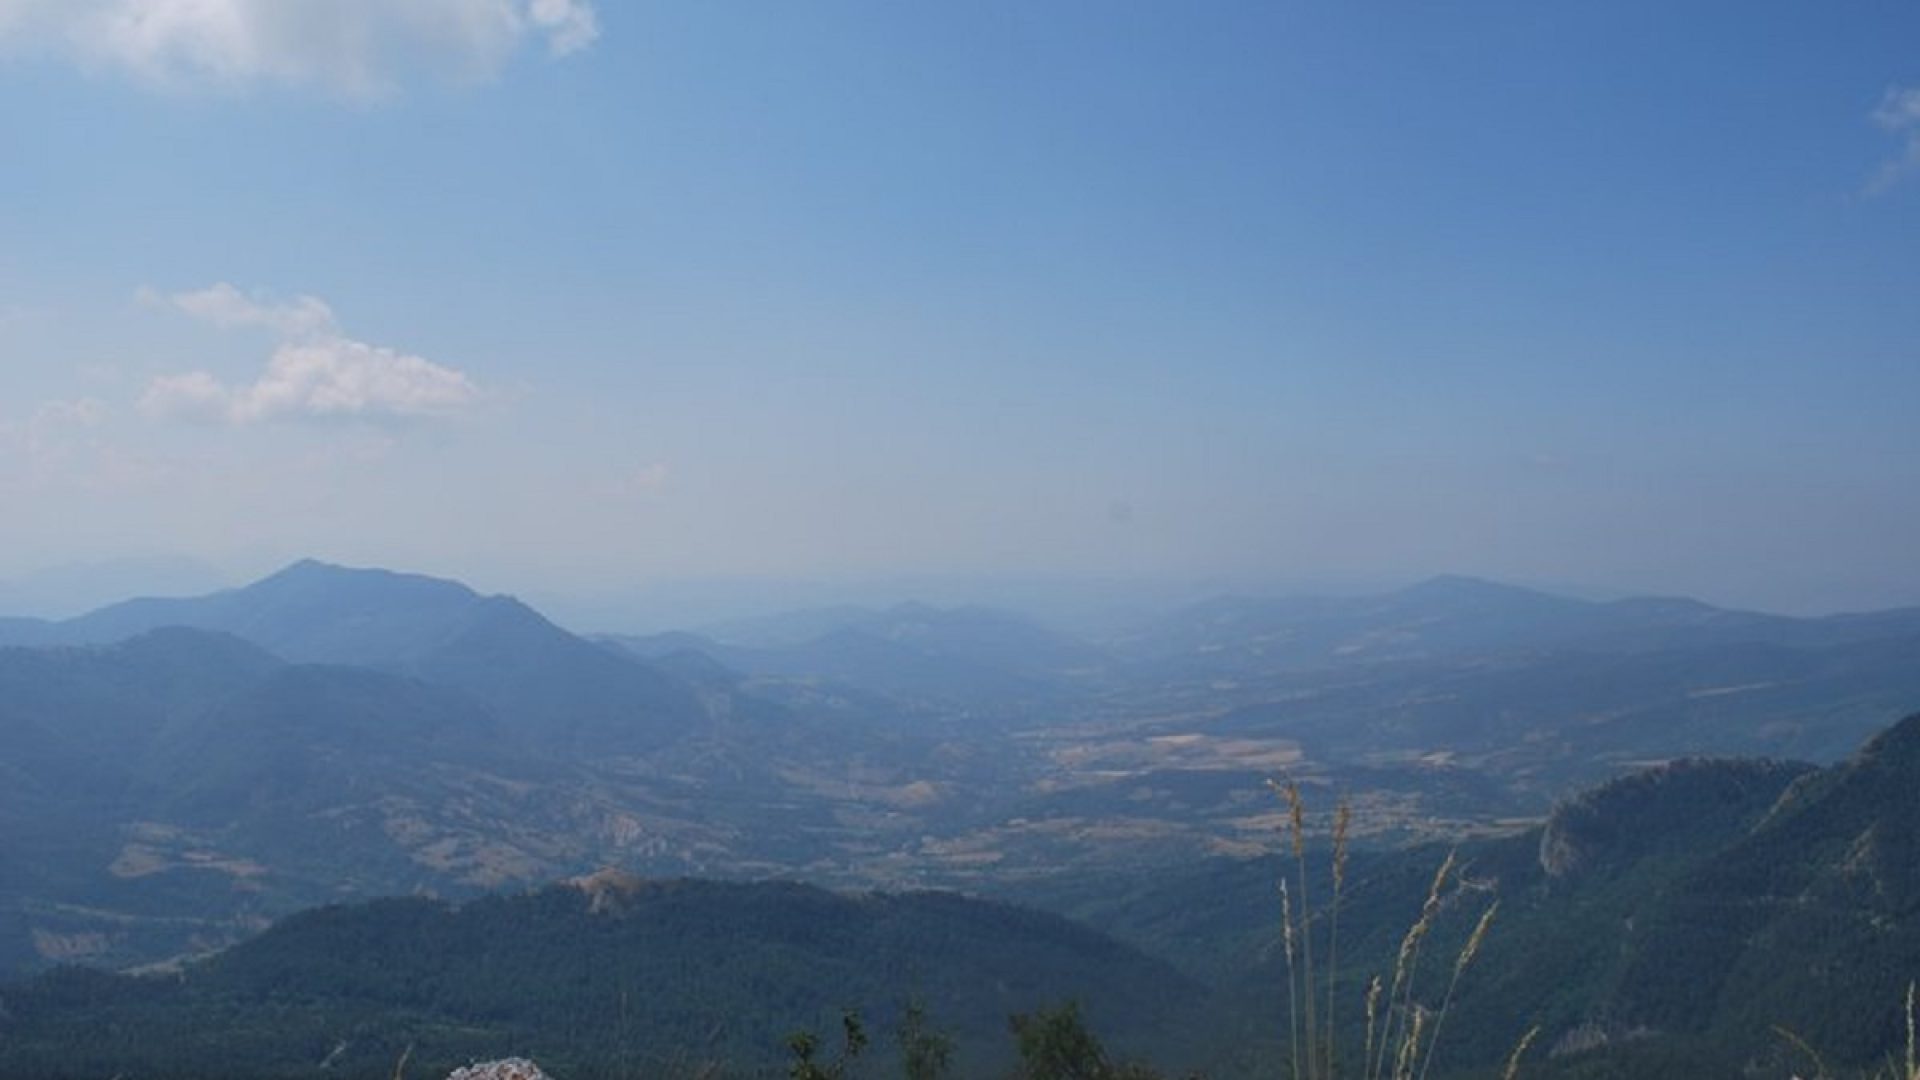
5, 560, 1920, 993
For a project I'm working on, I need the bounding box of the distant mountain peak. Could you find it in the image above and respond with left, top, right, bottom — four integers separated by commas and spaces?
254, 557, 350, 584
1411, 573, 1500, 590
252, 558, 480, 597
1394, 574, 1568, 603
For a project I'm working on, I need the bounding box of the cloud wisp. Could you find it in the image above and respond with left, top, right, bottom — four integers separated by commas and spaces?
141, 284, 481, 424
0, 0, 598, 96
1869, 85, 1920, 192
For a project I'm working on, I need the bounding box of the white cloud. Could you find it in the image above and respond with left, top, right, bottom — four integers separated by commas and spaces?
1869, 85, 1920, 192
149, 282, 337, 337
142, 283, 481, 424
140, 370, 238, 423
529, 0, 597, 57
0, 0, 599, 96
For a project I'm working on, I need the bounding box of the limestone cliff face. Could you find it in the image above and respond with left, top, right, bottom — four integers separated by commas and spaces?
1536, 757, 1812, 880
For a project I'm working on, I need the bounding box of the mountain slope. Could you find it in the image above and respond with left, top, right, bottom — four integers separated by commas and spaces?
412, 594, 702, 751
55, 559, 482, 665
1609, 713, 1920, 1063
0, 875, 1206, 1079
35, 560, 708, 752
1021, 722, 1920, 1077
0, 630, 292, 975
0, 608, 963, 982
1127, 575, 1920, 676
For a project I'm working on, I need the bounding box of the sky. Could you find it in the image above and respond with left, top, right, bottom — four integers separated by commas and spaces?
1, 0, 1918, 620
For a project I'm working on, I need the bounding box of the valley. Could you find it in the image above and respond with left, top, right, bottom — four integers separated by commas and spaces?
4, 564, 1920, 984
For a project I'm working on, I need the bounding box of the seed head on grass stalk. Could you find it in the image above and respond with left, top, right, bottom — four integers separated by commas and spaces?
1282, 877, 1301, 1080
1393, 1004, 1427, 1080
1414, 900, 1498, 1080
1363, 974, 1383, 1080
1269, 777, 1321, 1079
1325, 799, 1352, 1078
1290, 781, 1321, 1080
1500, 1026, 1540, 1080
1372, 850, 1456, 1080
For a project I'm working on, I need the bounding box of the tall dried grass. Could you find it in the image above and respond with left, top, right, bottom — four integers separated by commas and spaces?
1271, 782, 1533, 1080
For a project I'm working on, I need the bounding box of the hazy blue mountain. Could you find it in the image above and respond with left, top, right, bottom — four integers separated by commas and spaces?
403, 593, 704, 751
694, 603, 883, 646
0, 630, 286, 817
150, 662, 509, 823
1116, 576, 1593, 674
1202, 631, 1920, 797
845, 602, 1104, 669
722, 625, 1057, 702
613, 600, 1107, 706
11, 561, 1920, 1009
22, 560, 707, 752
0, 630, 292, 974
56, 559, 498, 665
0, 874, 1205, 1079
0, 616, 53, 646
1126, 575, 1920, 676
0, 600, 969, 980
0, 618, 741, 977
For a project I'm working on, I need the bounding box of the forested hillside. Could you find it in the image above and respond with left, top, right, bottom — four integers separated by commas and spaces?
0, 875, 1202, 1079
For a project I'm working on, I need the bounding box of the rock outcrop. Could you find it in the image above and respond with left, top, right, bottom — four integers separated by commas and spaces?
448, 1059, 550, 1080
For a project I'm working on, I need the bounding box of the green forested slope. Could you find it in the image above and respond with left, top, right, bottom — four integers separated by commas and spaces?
0, 876, 1204, 1079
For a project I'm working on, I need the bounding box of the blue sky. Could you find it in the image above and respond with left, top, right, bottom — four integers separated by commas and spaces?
1, 1, 1917, 618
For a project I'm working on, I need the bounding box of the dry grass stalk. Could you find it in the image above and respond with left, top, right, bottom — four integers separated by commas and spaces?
391, 1044, 413, 1080
1269, 784, 1491, 1080
1282, 878, 1301, 1080
1270, 778, 1322, 1079
1393, 1004, 1426, 1080
1372, 850, 1456, 1080
1773, 1023, 1831, 1080
1499, 1026, 1539, 1080
1325, 798, 1353, 1077
1415, 900, 1499, 1080
1286, 781, 1322, 1080
1363, 974, 1383, 1080
1455, 901, 1497, 978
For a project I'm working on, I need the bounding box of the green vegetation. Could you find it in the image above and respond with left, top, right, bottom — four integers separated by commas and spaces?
8, 728, 1920, 1077
1008, 736, 1920, 1079
0, 878, 1201, 1079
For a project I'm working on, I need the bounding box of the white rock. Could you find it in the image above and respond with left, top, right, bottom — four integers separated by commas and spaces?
446, 1058, 551, 1080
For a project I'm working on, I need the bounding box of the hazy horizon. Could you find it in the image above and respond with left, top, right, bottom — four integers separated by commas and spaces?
5, 2, 1918, 620
2, 551, 1914, 638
